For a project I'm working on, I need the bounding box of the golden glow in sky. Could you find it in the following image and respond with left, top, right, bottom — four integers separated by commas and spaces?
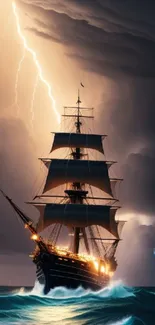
12, 1, 61, 124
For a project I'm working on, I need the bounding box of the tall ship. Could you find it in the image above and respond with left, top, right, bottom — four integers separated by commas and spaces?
1, 89, 125, 294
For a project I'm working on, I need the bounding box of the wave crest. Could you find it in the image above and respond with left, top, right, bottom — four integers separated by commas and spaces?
18, 280, 135, 301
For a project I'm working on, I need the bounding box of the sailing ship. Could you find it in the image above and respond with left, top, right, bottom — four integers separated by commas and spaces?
1, 90, 125, 294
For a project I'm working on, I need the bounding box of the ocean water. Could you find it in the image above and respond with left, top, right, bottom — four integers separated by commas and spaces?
0, 281, 154, 325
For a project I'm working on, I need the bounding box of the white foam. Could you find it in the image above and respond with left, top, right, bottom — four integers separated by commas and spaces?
19, 279, 135, 300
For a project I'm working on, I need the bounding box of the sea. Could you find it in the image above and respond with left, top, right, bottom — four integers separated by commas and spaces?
0, 281, 154, 325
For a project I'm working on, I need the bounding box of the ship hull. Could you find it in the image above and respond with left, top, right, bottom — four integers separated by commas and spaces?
33, 250, 110, 294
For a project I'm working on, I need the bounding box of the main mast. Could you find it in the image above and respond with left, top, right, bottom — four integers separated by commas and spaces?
70, 89, 84, 254
63, 89, 91, 254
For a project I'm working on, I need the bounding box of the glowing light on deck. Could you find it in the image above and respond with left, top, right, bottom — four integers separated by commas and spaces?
54, 245, 113, 276
31, 234, 39, 241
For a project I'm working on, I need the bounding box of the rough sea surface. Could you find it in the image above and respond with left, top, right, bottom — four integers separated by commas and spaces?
0, 281, 154, 325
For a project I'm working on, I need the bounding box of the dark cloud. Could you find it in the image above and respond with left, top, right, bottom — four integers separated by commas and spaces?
115, 219, 155, 286
18, 0, 155, 78
18, 0, 155, 38
120, 151, 155, 216
98, 78, 155, 216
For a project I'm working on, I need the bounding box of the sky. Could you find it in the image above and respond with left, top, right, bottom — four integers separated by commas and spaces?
0, 0, 155, 286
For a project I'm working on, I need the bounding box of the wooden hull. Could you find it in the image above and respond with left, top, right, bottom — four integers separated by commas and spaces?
33, 250, 110, 294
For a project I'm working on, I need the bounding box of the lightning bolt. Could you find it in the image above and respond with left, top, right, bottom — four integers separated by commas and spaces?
12, 1, 61, 125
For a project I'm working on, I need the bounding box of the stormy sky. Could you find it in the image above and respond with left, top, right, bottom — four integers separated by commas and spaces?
0, 0, 155, 286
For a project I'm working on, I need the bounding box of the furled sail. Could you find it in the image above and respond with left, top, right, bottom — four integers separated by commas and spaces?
51, 133, 105, 154
42, 159, 114, 196
35, 203, 118, 234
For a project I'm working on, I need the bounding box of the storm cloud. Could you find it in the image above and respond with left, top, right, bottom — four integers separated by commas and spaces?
17, 0, 155, 78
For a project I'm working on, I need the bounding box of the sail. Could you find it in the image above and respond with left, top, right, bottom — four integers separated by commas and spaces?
118, 221, 126, 237
42, 159, 114, 196
110, 178, 123, 197
35, 203, 118, 234
110, 219, 126, 238
51, 133, 105, 154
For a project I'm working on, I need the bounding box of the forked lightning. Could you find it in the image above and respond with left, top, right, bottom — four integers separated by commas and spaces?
12, 1, 61, 125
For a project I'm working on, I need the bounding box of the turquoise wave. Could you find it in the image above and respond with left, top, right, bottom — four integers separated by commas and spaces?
0, 282, 154, 324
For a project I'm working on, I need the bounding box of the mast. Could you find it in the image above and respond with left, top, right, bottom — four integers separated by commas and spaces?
71, 89, 84, 254
62, 89, 94, 254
